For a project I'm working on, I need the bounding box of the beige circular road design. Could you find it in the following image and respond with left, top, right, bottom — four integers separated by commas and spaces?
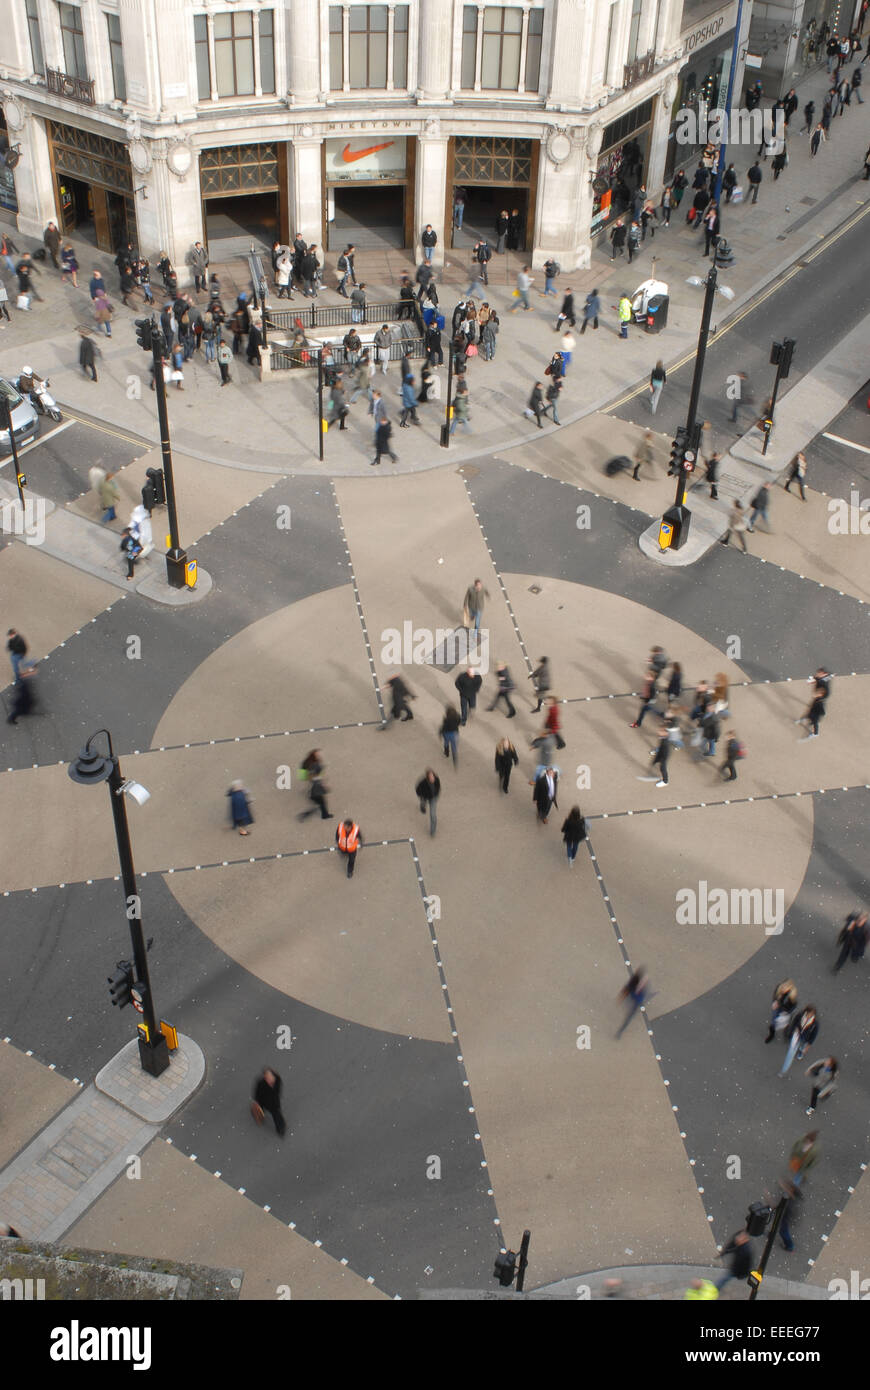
156, 580, 815, 1047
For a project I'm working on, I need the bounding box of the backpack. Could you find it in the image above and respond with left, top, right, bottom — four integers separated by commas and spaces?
479, 243, 492, 262
337, 255, 348, 271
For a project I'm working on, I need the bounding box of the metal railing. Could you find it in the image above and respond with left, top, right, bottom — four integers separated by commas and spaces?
265, 298, 425, 334
270, 332, 425, 372
46, 68, 95, 104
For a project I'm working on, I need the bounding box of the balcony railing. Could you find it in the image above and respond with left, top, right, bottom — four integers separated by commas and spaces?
623, 52, 657, 91
46, 68, 95, 105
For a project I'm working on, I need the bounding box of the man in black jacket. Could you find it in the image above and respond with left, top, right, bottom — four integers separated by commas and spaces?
252, 1067, 286, 1136
455, 667, 482, 725
476, 239, 492, 285
747, 161, 763, 203
382, 674, 415, 727
301, 245, 319, 297
421, 224, 437, 263
555, 290, 575, 330
533, 767, 558, 823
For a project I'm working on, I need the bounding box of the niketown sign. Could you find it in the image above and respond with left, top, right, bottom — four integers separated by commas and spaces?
325, 136, 407, 181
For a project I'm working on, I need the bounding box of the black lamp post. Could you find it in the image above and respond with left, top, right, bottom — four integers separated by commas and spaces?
68, 730, 169, 1077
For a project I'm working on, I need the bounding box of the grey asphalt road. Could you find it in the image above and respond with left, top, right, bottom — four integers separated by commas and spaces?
804, 387, 870, 499
608, 208, 870, 443
5, 416, 149, 506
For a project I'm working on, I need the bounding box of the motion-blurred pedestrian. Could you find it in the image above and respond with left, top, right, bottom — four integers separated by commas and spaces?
455, 666, 482, 724
616, 968, 650, 1037
765, 979, 798, 1044
251, 1067, 286, 1136
834, 909, 868, 971
227, 780, 254, 835
336, 818, 362, 878
441, 704, 461, 766
416, 768, 441, 836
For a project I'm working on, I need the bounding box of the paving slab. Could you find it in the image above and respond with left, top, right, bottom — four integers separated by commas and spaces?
0, 1040, 80, 1173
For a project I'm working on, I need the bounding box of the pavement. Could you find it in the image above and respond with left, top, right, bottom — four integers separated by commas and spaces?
0, 60, 868, 484
0, 57, 868, 1305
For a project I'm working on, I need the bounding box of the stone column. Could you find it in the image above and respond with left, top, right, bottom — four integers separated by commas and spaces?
532, 131, 589, 272
647, 78, 677, 195
5, 107, 55, 238
289, 0, 321, 105
289, 136, 323, 245
547, 0, 590, 110
414, 125, 449, 266
416, 0, 453, 102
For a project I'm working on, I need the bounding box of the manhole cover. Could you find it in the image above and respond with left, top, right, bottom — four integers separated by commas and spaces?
528, 584, 542, 594
800, 196, 817, 206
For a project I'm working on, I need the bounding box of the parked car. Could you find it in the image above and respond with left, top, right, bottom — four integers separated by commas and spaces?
0, 376, 39, 456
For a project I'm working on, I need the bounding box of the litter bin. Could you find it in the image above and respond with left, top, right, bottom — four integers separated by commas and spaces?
645, 294, 669, 333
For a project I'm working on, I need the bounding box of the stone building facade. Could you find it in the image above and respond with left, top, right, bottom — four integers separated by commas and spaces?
0, 0, 690, 274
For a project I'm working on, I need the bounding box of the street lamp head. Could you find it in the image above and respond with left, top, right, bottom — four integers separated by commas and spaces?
68, 745, 114, 787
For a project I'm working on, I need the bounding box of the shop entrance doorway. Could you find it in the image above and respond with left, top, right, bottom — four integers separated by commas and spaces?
203, 192, 280, 258
328, 183, 405, 250
451, 185, 529, 253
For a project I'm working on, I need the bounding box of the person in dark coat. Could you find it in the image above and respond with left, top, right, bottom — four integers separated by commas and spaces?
702, 708, 721, 757
555, 290, 575, 331
455, 666, 482, 725
246, 321, 263, 366
494, 737, 519, 793
715, 1230, 753, 1292
43, 221, 61, 268
561, 806, 586, 864
440, 704, 461, 766
506, 208, 521, 250
398, 276, 417, 319
382, 674, 415, 726
720, 729, 742, 781
227, 780, 253, 834
526, 381, 545, 429
78, 331, 99, 382
834, 910, 868, 971
609, 219, 627, 259
415, 768, 441, 836
495, 209, 509, 253
372, 416, 397, 466
6, 672, 36, 724
488, 662, 516, 717
252, 1067, 286, 1136
533, 767, 559, 823
425, 324, 443, 366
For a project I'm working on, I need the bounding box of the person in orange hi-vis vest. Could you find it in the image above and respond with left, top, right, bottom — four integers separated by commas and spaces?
336, 819, 363, 878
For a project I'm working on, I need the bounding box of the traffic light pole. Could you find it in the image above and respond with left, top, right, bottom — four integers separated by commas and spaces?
3, 405, 26, 510
748, 1195, 788, 1300
440, 343, 454, 448
761, 338, 795, 457
99, 731, 169, 1077
515, 1230, 531, 1292
150, 330, 187, 588
674, 264, 718, 509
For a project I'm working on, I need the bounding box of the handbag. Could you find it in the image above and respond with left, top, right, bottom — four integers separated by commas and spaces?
512, 289, 520, 298
251, 1100, 265, 1125
16, 293, 30, 309
466, 343, 478, 357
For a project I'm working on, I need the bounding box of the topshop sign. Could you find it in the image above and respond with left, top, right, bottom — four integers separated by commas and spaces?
681, 1, 737, 55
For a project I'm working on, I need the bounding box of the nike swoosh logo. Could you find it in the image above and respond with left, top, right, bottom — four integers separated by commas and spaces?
341, 141, 395, 163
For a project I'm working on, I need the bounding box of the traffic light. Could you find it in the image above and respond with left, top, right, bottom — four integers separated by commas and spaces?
668, 426, 688, 476
745, 1202, 772, 1237
146, 466, 166, 506
108, 961, 135, 1009
770, 338, 795, 376
135, 317, 153, 352
493, 1249, 517, 1288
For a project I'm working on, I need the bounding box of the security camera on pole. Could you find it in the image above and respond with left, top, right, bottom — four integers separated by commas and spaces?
134, 315, 189, 589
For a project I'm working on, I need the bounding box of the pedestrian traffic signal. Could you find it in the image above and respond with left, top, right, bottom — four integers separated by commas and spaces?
108, 961, 135, 1008
135, 318, 153, 352
683, 449, 696, 474
493, 1249, 517, 1287
16, 472, 26, 489
745, 1202, 772, 1237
